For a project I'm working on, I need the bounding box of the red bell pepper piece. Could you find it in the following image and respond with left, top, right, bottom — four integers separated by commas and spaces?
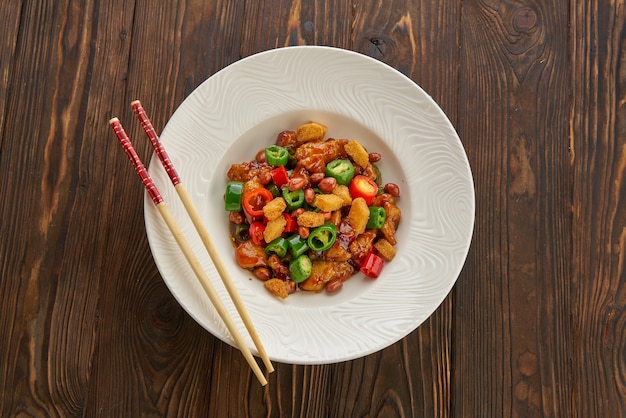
249, 221, 266, 246
270, 165, 289, 188
283, 213, 298, 232
360, 251, 384, 278
349, 175, 378, 205
242, 188, 274, 220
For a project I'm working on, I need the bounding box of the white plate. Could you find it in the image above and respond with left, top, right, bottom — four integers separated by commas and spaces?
144, 46, 474, 365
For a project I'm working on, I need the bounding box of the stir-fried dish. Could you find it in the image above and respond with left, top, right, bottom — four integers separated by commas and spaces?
224, 122, 401, 298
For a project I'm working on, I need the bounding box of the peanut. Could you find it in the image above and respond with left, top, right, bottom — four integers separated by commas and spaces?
298, 226, 310, 239
309, 172, 325, 184
384, 183, 400, 197
304, 188, 316, 204
318, 177, 337, 193
288, 176, 306, 191
254, 267, 271, 281
325, 279, 343, 293
368, 152, 382, 163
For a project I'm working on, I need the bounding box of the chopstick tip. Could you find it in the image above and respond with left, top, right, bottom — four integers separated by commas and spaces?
131, 99, 141, 106
108, 117, 119, 125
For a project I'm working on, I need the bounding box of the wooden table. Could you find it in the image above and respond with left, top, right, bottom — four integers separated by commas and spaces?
1, 1, 624, 417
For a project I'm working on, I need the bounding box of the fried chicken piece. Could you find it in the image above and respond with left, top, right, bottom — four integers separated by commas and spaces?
235, 240, 268, 269
227, 161, 272, 182
381, 201, 401, 245
349, 231, 377, 266
299, 261, 354, 291
320, 242, 352, 262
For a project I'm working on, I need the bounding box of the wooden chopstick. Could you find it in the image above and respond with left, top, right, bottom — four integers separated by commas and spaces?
108, 117, 268, 386
130, 100, 274, 374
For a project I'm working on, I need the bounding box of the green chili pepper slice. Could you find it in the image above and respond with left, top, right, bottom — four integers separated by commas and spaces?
282, 188, 305, 210
267, 183, 281, 198
366, 206, 386, 229
289, 254, 312, 283
286, 234, 309, 258
307, 222, 337, 252
233, 223, 250, 244
265, 145, 289, 166
372, 163, 382, 186
325, 159, 355, 186
224, 181, 244, 212
265, 237, 289, 258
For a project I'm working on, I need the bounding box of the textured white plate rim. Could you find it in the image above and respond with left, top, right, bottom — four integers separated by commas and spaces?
144, 46, 475, 365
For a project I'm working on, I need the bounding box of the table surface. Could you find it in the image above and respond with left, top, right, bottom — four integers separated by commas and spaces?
1, 1, 624, 417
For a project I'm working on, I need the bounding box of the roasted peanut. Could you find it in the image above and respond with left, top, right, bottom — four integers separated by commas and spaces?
325, 279, 343, 293
288, 176, 306, 191
254, 267, 272, 281
255, 149, 267, 163
291, 208, 305, 218
284, 280, 297, 294
309, 172, 325, 184
384, 183, 400, 197
304, 188, 316, 204
323, 211, 332, 221
276, 130, 297, 147
298, 226, 310, 239
229, 211, 245, 224
318, 177, 337, 193
368, 152, 382, 163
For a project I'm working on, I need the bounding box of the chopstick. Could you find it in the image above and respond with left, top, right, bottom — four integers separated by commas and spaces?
108, 117, 269, 386
130, 100, 274, 374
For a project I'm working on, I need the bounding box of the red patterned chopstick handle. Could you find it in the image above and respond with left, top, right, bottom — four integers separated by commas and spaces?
109, 118, 164, 205
131, 100, 181, 186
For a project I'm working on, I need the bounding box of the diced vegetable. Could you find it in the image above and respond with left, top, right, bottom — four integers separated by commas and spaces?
267, 183, 281, 198
265, 145, 289, 166
307, 222, 337, 252
366, 206, 386, 229
242, 188, 274, 219
283, 213, 298, 232
360, 251, 384, 278
282, 188, 305, 211
224, 181, 244, 212
249, 222, 266, 246
349, 175, 378, 205
270, 165, 289, 188
233, 223, 250, 244
265, 237, 289, 258
289, 254, 312, 283
286, 234, 309, 258
325, 159, 355, 186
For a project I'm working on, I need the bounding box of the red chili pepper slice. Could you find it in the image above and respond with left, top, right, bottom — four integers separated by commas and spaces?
249, 222, 266, 246
270, 165, 289, 188
360, 251, 384, 278
242, 188, 274, 220
349, 175, 378, 205
283, 213, 298, 232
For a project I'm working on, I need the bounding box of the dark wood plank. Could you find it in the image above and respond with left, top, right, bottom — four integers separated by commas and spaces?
0, 1, 23, 149
455, 1, 572, 417
0, 1, 103, 415
79, 1, 249, 416
570, 1, 626, 417
240, 0, 353, 55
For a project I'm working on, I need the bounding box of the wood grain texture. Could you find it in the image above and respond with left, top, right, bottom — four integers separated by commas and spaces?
0, 0, 624, 416
570, 1, 626, 417
456, 1, 572, 417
